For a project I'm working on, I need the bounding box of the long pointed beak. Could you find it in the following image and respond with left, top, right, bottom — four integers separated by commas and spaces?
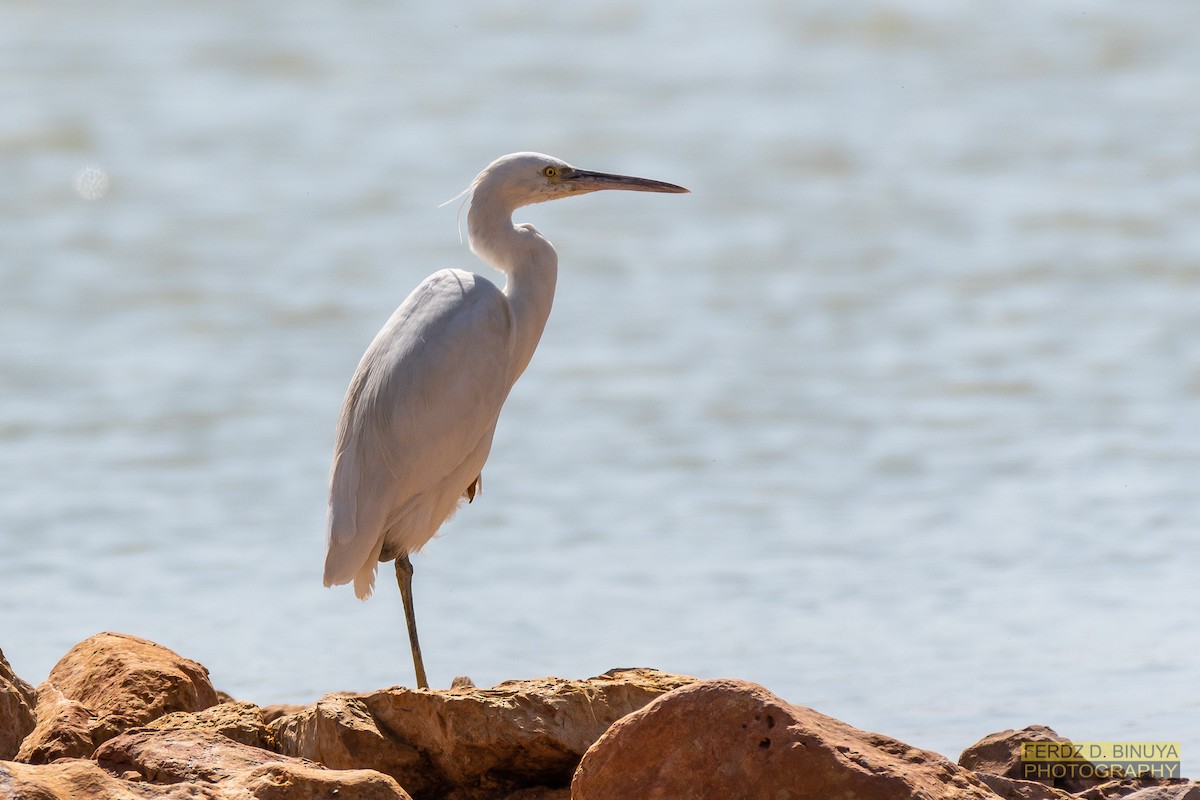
566, 169, 689, 194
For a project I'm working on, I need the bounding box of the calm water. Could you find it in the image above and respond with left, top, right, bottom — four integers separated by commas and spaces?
3, 0, 1200, 772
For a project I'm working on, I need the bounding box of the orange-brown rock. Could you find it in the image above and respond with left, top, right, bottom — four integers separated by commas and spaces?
572, 678, 1000, 800
960, 725, 1105, 794
260, 703, 307, 724
0, 648, 37, 760
2, 738, 410, 800
1079, 779, 1200, 800
16, 631, 219, 763
270, 691, 428, 792
15, 681, 98, 764
1, 759, 218, 799
94, 727, 410, 799
270, 667, 694, 799
146, 700, 270, 749
974, 771, 1075, 800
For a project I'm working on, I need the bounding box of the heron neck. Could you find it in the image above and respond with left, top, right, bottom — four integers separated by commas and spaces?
468, 207, 559, 385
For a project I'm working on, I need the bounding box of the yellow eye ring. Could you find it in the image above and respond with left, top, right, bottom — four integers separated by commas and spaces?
543, 166, 558, 178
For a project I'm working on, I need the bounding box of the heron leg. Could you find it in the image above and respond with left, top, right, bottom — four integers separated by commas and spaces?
394, 554, 429, 690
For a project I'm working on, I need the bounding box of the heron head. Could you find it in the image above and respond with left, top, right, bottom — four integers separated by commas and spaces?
468, 152, 688, 211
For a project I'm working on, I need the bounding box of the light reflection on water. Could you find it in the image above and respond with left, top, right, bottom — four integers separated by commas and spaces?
2, 0, 1199, 771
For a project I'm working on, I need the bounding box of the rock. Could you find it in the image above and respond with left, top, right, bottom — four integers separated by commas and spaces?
42, 632, 219, 730
2, 743, 410, 800
496, 789, 569, 800
270, 667, 694, 799
572, 678, 999, 800
261, 703, 307, 724
1078, 779, 1200, 800
96, 726, 284, 785
960, 726, 1072, 784
271, 691, 429, 792
16, 631, 219, 763
960, 726, 1105, 794
974, 771, 1076, 800
0, 648, 37, 760
1120, 782, 1200, 800
146, 700, 270, 749
0, 759, 218, 799
962, 728, 1198, 800
94, 727, 410, 799
15, 682, 97, 764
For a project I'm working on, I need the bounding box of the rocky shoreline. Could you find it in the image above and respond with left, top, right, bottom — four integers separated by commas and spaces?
1, 632, 1193, 799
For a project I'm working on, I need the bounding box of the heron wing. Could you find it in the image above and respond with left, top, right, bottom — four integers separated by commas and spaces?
324, 269, 513, 587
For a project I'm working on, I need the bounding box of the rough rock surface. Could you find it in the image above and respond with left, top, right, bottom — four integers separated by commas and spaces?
1, 759, 215, 799
974, 771, 1075, 800
2, 744, 409, 800
572, 678, 999, 800
15, 681, 98, 764
1079, 780, 1200, 800
94, 727, 411, 799
1122, 783, 1200, 800
4, 633, 1194, 800
959, 728, 1194, 800
0, 648, 37, 760
261, 703, 307, 724
17, 631, 219, 763
960, 726, 1105, 794
147, 700, 271, 749
270, 667, 694, 799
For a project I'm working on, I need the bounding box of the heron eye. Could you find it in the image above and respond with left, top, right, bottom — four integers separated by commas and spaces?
543, 166, 557, 178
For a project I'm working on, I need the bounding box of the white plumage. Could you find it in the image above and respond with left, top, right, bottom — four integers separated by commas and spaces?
325, 269, 512, 598
322, 152, 687, 687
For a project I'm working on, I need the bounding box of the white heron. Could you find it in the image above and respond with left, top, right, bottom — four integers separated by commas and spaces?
323, 152, 688, 688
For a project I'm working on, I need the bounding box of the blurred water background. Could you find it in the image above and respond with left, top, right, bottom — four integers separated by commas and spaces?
3, 0, 1199, 771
